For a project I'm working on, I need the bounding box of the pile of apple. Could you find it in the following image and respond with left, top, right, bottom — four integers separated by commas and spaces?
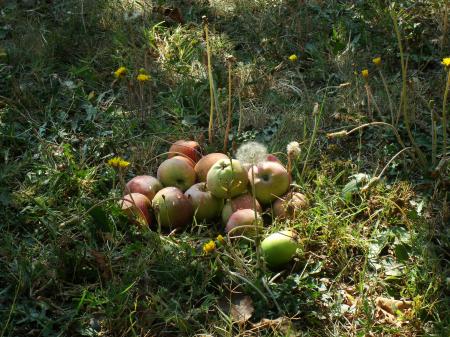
119, 140, 309, 268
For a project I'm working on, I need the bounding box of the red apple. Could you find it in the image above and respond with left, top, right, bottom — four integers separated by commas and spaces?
185, 182, 223, 222
266, 154, 281, 163
225, 209, 262, 237
221, 193, 262, 225
249, 161, 290, 204
152, 187, 194, 229
194, 153, 229, 182
119, 193, 152, 226
168, 140, 202, 163
207, 159, 249, 199
172, 155, 195, 168
272, 192, 309, 219
157, 157, 196, 192
125, 175, 163, 201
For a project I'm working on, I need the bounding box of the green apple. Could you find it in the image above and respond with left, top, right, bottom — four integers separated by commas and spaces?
207, 158, 249, 199
194, 153, 228, 182
261, 230, 299, 268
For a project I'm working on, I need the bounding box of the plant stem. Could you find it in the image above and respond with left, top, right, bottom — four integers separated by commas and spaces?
390, 8, 427, 167
223, 60, 233, 153
204, 18, 215, 144
378, 69, 395, 124
442, 70, 449, 158
250, 166, 262, 274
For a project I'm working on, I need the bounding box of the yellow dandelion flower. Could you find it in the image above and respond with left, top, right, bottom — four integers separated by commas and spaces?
107, 157, 130, 168
216, 234, 225, 244
361, 69, 369, 79
203, 240, 216, 254
288, 54, 298, 62
137, 74, 151, 82
372, 57, 381, 66
114, 66, 127, 78
442, 57, 450, 68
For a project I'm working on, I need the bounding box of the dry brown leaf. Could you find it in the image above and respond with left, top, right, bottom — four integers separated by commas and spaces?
376, 297, 412, 315
218, 293, 254, 324
375, 297, 412, 327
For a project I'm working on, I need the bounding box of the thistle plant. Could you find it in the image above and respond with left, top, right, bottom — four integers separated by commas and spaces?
235, 141, 267, 272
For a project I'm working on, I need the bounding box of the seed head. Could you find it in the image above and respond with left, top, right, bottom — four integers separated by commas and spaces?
287, 141, 301, 158
235, 141, 267, 165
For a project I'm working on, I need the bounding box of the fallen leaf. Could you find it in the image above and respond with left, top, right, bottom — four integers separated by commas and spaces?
375, 296, 412, 327
218, 293, 254, 324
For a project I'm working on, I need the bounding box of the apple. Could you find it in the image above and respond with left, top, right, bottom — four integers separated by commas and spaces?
225, 209, 262, 237
152, 187, 193, 229
248, 161, 290, 204
119, 193, 152, 225
185, 182, 223, 222
221, 193, 262, 225
261, 230, 299, 268
207, 159, 249, 199
194, 153, 229, 182
168, 140, 202, 163
157, 157, 196, 192
171, 155, 195, 168
272, 192, 309, 219
266, 154, 281, 163
125, 175, 163, 201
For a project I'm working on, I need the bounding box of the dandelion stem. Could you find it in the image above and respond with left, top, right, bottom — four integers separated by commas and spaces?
442, 69, 450, 158
378, 69, 395, 124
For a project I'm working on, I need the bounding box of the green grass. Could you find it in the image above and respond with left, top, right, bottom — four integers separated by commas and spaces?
1, 0, 449, 336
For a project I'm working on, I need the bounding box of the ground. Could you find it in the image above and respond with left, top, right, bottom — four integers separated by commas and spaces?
0, 0, 449, 336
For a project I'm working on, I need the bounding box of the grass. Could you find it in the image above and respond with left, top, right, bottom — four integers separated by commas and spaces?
0, 0, 449, 336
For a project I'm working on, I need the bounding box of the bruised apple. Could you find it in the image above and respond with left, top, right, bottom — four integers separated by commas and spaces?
194, 153, 228, 182
207, 159, 248, 199
185, 182, 223, 222
125, 175, 163, 201
168, 140, 202, 163
221, 193, 262, 225
120, 193, 152, 226
157, 157, 196, 192
152, 187, 193, 229
272, 192, 309, 219
225, 209, 262, 237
